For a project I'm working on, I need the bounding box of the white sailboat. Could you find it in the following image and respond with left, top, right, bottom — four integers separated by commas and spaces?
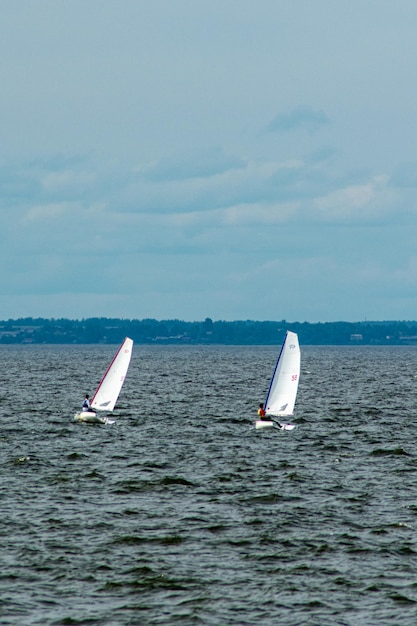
255, 330, 300, 430
74, 337, 133, 424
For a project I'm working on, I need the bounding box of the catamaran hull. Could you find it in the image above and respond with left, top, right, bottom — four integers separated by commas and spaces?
74, 412, 114, 425
254, 420, 296, 431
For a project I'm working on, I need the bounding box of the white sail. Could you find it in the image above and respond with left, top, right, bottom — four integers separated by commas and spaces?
90, 337, 133, 412
264, 331, 300, 417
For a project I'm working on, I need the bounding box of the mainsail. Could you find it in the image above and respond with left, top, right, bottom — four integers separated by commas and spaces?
264, 331, 300, 417
91, 337, 133, 412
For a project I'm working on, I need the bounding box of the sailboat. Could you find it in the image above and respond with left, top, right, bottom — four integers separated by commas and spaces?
255, 330, 300, 430
74, 337, 133, 424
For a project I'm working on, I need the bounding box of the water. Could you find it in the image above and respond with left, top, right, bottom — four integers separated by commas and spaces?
2, 344, 417, 625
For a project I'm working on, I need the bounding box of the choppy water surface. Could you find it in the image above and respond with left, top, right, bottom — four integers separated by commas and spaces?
2, 344, 417, 625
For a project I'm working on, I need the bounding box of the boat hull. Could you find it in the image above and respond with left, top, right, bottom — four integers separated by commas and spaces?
254, 419, 295, 431
74, 412, 113, 424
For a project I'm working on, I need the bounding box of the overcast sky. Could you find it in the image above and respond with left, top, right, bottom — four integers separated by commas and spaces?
2, 0, 417, 322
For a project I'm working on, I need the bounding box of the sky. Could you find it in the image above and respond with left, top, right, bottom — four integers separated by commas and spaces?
2, 0, 417, 323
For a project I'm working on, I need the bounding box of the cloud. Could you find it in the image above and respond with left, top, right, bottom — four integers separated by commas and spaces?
41, 169, 96, 193
23, 202, 72, 222
220, 202, 299, 226
313, 175, 397, 222
266, 105, 331, 134
116, 156, 309, 219
138, 146, 245, 182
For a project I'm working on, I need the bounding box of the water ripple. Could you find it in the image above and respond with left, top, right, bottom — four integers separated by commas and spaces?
1, 344, 417, 624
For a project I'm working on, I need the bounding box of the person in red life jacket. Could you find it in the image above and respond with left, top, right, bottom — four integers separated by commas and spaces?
258, 403, 266, 419
258, 402, 283, 428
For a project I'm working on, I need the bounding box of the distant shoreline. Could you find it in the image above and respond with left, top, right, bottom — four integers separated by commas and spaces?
1, 317, 417, 346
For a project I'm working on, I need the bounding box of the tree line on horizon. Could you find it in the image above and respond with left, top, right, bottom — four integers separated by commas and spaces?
1, 317, 417, 345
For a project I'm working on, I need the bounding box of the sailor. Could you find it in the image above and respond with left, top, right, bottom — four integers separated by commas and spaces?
258, 402, 283, 428
82, 394, 95, 412
257, 403, 266, 419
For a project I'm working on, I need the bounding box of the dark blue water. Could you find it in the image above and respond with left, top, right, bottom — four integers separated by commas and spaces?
2, 344, 417, 625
